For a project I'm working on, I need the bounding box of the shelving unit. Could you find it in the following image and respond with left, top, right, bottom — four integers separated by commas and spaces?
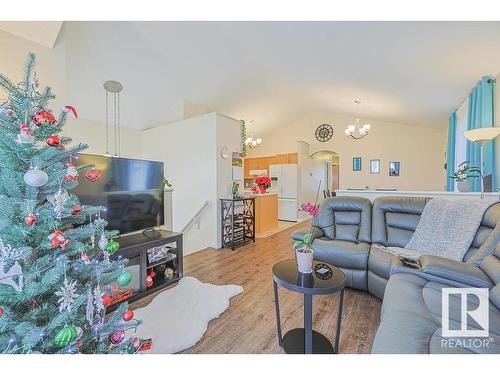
107, 229, 183, 310
220, 197, 255, 250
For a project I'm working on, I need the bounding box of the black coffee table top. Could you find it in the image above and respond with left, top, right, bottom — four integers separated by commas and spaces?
272, 259, 346, 295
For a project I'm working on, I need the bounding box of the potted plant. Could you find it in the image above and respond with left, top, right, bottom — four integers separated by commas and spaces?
294, 202, 320, 273
255, 176, 271, 194
450, 161, 481, 192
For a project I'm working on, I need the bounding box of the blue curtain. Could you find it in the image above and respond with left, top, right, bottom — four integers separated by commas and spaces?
466, 77, 495, 191
446, 112, 456, 191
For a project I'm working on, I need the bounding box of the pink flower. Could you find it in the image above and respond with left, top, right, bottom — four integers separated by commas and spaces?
298, 202, 320, 216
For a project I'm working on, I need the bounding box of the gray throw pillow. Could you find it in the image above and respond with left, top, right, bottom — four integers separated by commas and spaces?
467, 225, 500, 267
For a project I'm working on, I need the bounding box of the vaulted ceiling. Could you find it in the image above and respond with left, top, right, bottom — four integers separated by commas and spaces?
5, 21, 500, 133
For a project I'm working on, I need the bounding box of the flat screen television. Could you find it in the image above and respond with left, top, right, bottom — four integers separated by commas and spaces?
72, 154, 165, 235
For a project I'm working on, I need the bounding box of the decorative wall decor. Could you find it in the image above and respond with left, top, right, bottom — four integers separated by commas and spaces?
370, 159, 380, 174
353, 157, 362, 171
240, 120, 247, 156
315, 123, 334, 142
389, 161, 400, 176
220, 145, 229, 159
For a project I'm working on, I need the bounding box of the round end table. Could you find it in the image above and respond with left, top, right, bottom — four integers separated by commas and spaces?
272, 259, 346, 354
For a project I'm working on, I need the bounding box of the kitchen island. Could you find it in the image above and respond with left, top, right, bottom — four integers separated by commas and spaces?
245, 192, 279, 234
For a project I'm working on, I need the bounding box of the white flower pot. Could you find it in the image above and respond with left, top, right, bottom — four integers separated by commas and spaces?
457, 180, 471, 192
295, 248, 314, 273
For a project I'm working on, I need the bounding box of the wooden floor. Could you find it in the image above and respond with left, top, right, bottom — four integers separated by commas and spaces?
131, 221, 382, 354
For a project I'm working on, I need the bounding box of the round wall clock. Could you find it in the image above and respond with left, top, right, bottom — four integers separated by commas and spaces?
315, 123, 333, 142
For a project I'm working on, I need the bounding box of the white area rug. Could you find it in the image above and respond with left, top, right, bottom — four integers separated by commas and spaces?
131, 276, 243, 353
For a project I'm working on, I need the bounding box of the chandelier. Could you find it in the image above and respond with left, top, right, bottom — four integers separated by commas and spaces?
345, 100, 371, 139
245, 135, 262, 148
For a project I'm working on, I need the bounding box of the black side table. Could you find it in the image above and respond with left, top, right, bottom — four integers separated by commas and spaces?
272, 259, 346, 354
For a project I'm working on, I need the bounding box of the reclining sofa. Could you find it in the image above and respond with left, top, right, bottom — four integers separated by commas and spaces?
292, 196, 500, 354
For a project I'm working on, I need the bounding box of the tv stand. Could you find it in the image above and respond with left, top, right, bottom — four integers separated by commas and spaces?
107, 229, 183, 311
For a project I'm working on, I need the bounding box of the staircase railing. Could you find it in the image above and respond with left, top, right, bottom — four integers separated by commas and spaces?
180, 200, 210, 234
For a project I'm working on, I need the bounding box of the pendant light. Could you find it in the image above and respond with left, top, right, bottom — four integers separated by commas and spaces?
103, 80, 123, 157
345, 100, 371, 140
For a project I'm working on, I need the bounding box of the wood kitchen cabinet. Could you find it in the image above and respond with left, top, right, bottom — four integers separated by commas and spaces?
244, 153, 298, 178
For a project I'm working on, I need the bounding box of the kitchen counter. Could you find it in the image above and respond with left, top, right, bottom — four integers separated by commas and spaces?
245, 192, 278, 233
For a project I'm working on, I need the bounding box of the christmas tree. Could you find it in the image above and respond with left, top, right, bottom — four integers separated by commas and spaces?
0, 54, 146, 354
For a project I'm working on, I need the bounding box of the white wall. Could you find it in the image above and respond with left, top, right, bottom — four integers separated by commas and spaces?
248, 112, 447, 191
141, 113, 218, 255
297, 141, 325, 214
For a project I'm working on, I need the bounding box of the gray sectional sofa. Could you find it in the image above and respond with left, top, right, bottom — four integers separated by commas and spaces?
292, 196, 500, 354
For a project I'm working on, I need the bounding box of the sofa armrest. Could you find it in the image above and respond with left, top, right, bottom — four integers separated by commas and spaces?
291, 226, 324, 241
419, 255, 493, 289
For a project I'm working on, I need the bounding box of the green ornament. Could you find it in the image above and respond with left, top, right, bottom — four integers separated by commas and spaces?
117, 271, 132, 286
106, 240, 120, 254
54, 325, 77, 347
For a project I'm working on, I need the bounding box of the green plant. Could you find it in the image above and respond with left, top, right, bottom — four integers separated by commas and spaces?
293, 233, 313, 253
240, 120, 247, 157
449, 161, 481, 182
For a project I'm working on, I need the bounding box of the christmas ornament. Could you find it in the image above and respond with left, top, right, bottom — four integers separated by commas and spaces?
0, 307, 3, 317
46, 134, 60, 147
33, 110, 56, 126
85, 168, 102, 182
72, 204, 81, 215
23, 168, 49, 187
109, 329, 125, 345
146, 270, 156, 288
25, 213, 37, 226
47, 189, 69, 219
0, 238, 24, 292
85, 289, 94, 324
101, 294, 112, 308
5, 109, 13, 117
103, 250, 110, 263
64, 164, 79, 182
80, 252, 90, 264
16, 123, 35, 144
55, 278, 79, 312
98, 233, 108, 251
164, 267, 174, 280
59, 145, 66, 151
117, 271, 132, 286
122, 310, 134, 321
48, 230, 70, 250
62, 105, 78, 118
54, 325, 77, 347
105, 240, 119, 254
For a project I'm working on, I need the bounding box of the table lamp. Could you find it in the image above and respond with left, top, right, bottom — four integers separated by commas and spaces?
463, 127, 500, 199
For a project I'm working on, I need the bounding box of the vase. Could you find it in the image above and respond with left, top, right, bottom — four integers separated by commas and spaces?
295, 248, 314, 273
457, 180, 471, 192
258, 185, 267, 194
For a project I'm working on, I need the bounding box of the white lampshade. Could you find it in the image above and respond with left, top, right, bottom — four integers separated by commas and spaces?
464, 127, 500, 145
256, 138, 262, 145
359, 128, 366, 135
348, 125, 355, 132
344, 128, 351, 136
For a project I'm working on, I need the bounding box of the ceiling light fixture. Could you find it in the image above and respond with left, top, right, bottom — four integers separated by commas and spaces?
244, 120, 262, 148
103, 80, 123, 157
345, 100, 371, 140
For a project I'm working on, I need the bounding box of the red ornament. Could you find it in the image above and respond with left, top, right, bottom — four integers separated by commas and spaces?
25, 213, 37, 226
146, 270, 156, 288
6, 109, 13, 117
109, 329, 125, 345
65, 164, 79, 182
102, 294, 112, 307
46, 134, 60, 147
80, 252, 90, 264
48, 230, 70, 250
0, 307, 3, 317
62, 105, 78, 119
33, 110, 56, 126
85, 168, 102, 182
122, 310, 134, 321
72, 204, 81, 215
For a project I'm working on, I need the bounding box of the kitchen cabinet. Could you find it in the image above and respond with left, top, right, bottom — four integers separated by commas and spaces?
244, 153, 298, 178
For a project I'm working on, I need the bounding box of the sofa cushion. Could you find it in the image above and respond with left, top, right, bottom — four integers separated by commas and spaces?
316, 196, 371, 242
372, 273, 500, 354
372, 196, 430, 247
368, 245, 394, 280
312, 238, 370, 270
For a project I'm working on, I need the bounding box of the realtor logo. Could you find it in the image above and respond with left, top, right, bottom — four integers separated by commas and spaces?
442, 288, 489, 337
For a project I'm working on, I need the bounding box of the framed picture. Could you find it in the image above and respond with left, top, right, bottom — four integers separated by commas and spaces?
389, 161, 400, 176
353, 157, 362, 171
370, 159, 380, 174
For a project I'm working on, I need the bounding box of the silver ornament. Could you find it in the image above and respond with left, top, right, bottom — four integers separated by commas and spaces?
98, 233, 108, 251
23, 168, 48, 187
47, 189, 69, 219
55, 278, 79, 312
